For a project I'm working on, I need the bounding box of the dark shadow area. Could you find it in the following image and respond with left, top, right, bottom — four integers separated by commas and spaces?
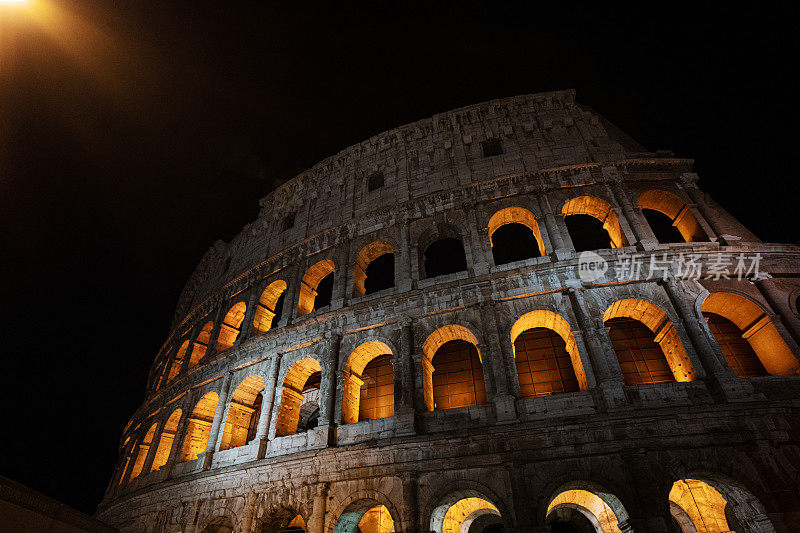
643, 209, 685, 244
364, 253, 395, 294
564, 214, 613, 252
424, 238, 467, 278
314, 273, 334, 309
491, 223, 541, 265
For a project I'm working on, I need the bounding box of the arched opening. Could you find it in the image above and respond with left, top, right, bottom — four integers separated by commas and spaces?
257, 509, 306, 533
510, 310, 589, 397
487, 207, 545, 265
117, 438, 134, 485
424, 237, 467, 278
129, 423, 157, 480
603, 299, 696, 385
151, 408, 181, 471
422, 325, 486, 411
703, 313, 768, 378
275, 358, 323, 437
702, 291, 799, 376
430, 490, 503, 533
546, 485, 629, 533
220, 375, 265, 450
190, 320, 214, 368
181, 392, 219, 461
334, 500, 395, 533
669, 476, 774, 533
562, 196, 628, 252
669, 479, 730, 533
253, 280, 287, 334
298, 260, 335, 316
637, 190, 708, 244
217, 302, 247, 351
354, 240, 395, 297
168, 341, 190, 382
202, 516, 234, 533
342, 341, 394, 424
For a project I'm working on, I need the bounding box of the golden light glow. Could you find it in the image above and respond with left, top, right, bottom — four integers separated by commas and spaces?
669, 479, 730, 533
548, 489, 622, 533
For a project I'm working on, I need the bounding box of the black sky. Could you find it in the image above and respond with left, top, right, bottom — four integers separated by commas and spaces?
1, 2, 797, 515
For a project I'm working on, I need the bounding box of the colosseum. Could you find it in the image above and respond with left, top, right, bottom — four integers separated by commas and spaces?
97, 90, 800, 533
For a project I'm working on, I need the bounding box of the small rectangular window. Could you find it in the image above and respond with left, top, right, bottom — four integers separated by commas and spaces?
482, 139, 503, 157
367, 172, 384, 192
281, 214, 295, 232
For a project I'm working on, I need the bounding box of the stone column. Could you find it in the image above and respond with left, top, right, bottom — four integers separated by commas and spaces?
465, 200, 491, 275
139, 423, 164, 477
679, 173, 724, 240
397, 219, 414, 292
752, 275, 800, 347
236, 289, 260, 344
505, 462, 535, 532
605, 176, 658, 250
395, 319, 417, 435
308, 482, 329, 533
318, 334, 341, 445
165, 395, 194, 476
257, 353, 282, 458
205, 304, 226, 359
239, 492, 259, 533
538, 190, 573, 259
400, 471, 419, 533
481, 301, 517, 422
281, 268, 301, 327
565, 284, 626, 408
203, 371, 234, 470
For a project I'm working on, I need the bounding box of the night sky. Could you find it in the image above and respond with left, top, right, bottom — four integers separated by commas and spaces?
1, 2, 796, 515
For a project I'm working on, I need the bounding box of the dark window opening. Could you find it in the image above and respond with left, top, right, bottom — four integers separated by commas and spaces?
642, 208, 685, 244
491, 223, 541, 265
514, 328, 579, 397
704, 312, 768, 377
482, 138, 503, 157
269, 292, 285, 330
364, 253, 395, 294
606, 317, 676, 385
424, 237, 467, 278
564, 214, 613, 252
367, 172, 384, 192
313, 273, 334, 310
223, 256, 232, 272
281, 213, 295, 232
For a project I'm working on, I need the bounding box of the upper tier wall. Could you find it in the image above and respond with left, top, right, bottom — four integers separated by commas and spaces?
172, 90, 650, 327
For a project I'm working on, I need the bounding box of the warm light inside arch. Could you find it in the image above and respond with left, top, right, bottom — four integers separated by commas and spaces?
298, 259, 335, 316
353, 240, 394, 297
181, 392, 218, 462
487, 206, 545, 256
511, 310, 589, 391
702, 291, 799, 375
253, 280, 287, 334
604, 298, 696, 382
342, 340, 394, 424
637, 189, 707, 242
547, 489, 622, 533
275, 358, 323, 437
217, 302, 247, 351
669, 479, 730, 533
561, 195, 628, 248
220, 375, 265, 451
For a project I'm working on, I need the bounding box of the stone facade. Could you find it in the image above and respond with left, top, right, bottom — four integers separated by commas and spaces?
97, 90, 800, 533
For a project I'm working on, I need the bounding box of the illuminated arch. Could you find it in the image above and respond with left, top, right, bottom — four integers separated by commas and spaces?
487, 206, 546, 262
341, 340, 394, 424
151, 408, 181, 471
220, 375, 265, 451
669, 479, 730, 533
181, 391, 219, 462
429, 489, 503, 533
129, 422, 157, 480
603, 298, 697, 384
546, 483, 629, 533
298, 260, 335, 316
510, 310, 589, 394
353, 240, 395, 297
253, 280, 287, 334
637, 189, 708, 243
422, 325, 484, 412
275, 358, 323, 437
702, 291, 799, 376
561, 195, 628, 249
167, 340, 190, 382
190, 320, 214, 368
217, 302, 247, 351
